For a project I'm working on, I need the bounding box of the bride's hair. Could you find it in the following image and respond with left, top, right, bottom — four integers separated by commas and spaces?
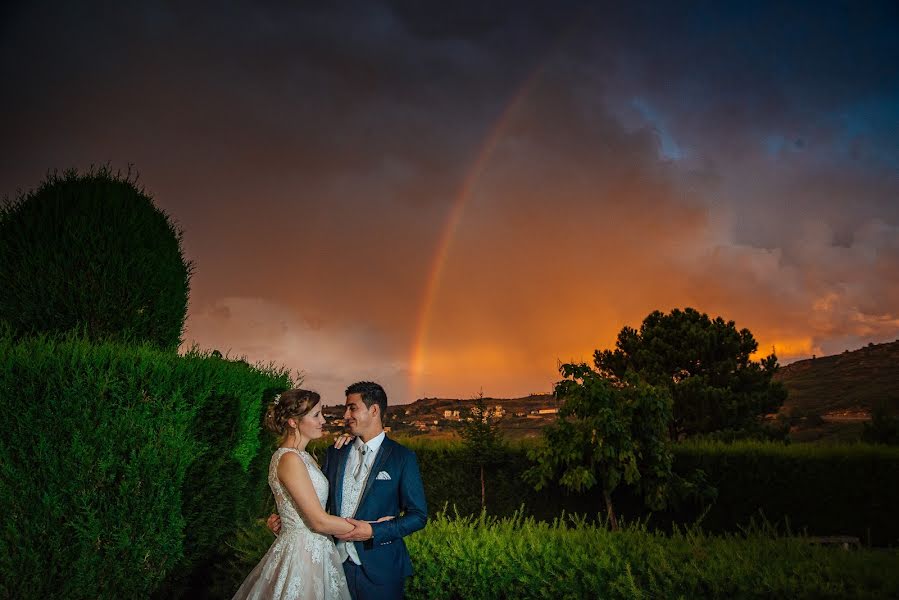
264, 388, 321, 437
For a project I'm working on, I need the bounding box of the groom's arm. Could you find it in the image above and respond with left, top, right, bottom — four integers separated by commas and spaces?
368, 451, 427, 546
322, 446, 337, 514
322, 445, 332, 473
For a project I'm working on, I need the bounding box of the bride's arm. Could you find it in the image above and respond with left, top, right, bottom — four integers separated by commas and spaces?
277, 453, 354, 536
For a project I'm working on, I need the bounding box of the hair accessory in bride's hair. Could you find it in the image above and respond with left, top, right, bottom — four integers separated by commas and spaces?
272, 394, 282, 406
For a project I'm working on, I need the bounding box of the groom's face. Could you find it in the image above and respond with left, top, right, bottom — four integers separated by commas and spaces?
344, 393, 376, 436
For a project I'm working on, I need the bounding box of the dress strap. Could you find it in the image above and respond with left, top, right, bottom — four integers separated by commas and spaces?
277, 447, 317, 465
274, 447, 302, 463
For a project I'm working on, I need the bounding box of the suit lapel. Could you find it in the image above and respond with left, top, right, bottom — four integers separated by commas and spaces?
334, 444, 351, 515
356, 436, 394, 512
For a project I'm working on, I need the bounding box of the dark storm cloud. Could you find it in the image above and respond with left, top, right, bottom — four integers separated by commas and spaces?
2, 0, 897, 400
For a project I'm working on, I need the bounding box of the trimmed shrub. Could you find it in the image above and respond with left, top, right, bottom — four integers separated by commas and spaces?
0, 167, 192, 350
669, 440, 899, 546
0, 335, 289, 599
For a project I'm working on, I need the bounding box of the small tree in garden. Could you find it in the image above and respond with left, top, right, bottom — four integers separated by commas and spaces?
525, 363, 673, 530
456, 392, 506, 511
0, 167, 192, 350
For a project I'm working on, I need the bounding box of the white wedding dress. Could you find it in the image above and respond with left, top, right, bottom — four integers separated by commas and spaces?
233, 448, 351, 600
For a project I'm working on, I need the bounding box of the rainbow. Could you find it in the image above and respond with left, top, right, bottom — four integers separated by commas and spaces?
408, 68, 546, 398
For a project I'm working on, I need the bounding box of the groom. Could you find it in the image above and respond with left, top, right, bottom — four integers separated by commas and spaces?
268, 381, 428, 599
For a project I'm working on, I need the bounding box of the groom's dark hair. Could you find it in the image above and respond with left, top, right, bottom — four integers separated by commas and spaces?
345, 381, 388, 422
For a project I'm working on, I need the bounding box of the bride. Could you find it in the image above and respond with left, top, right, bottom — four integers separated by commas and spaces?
233, 389, 386, 600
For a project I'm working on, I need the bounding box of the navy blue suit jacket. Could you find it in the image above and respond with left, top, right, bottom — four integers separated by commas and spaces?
322, 435, 427, 584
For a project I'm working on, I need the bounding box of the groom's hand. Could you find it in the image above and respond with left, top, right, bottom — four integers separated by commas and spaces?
266, 513, 281, 536
334, 518, 372, 541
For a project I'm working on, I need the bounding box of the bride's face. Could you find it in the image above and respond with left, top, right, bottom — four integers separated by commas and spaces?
297, 403, 326, 440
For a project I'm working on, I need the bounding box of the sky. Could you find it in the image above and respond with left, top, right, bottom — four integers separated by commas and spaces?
2, 1, 898, 404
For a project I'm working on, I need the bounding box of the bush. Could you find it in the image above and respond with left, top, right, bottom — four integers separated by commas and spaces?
211, 517, 281, 597
0, 335, 289, 599
862, 403, 899, 445
403, 511, 899, 599
216, 507, 899, 599
0, 167, 192, 350
687, 418, 790, 443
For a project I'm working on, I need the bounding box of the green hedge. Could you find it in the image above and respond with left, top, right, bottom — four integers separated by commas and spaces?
0, 336, 288, 599
668, 441, 899, 546
394, 438, 899, 547
404, 511, 899, 599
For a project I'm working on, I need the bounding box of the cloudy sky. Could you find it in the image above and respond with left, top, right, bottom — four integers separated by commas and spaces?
3, 1, 897, 404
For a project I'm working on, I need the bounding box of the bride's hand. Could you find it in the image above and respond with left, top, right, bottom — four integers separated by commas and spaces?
340, 516, 392, 531
266, 513, 282, 535
333, 433, 355, 449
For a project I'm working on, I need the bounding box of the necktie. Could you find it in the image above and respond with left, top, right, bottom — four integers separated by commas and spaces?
353, 444, 368, 481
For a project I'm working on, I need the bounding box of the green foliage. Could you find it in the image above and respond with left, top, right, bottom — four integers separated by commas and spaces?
671, 440, 899, 546
525, 364, 673, 528
0, 334, 289, 599
690, 418, 791, 443
226, 508, 899, 598
456, 393, 507, 462
455, 393, 507, 510
401, 510, 899, 599
216, 439, 899, 595
380, 438, 899, 547
862, 402, 899, 445
595, 307, 788, 438
206, 517, 279, 600
0, 167, 193, 350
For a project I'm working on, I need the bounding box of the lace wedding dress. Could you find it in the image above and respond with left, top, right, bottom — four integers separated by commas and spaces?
233, 448, 351, 600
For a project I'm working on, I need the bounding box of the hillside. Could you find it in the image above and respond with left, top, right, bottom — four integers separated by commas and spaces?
776, 340, 899, 416
320, 341, 899, 442
322, 393, 559, 439
772, 340, 899, 442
